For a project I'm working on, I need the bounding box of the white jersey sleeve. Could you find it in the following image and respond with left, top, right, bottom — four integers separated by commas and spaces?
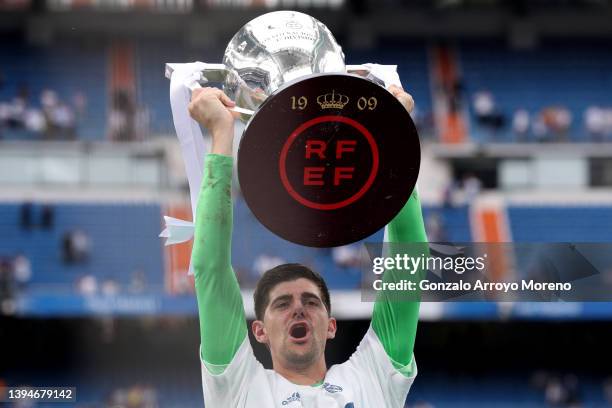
342, 326, 417, 407
200, 337, 267, 407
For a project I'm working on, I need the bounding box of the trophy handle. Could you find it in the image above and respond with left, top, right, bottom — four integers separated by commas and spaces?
165, 63, 255, 116
165, 63, 228, 83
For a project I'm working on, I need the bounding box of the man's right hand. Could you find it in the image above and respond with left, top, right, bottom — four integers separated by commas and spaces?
188, 87, 240, 156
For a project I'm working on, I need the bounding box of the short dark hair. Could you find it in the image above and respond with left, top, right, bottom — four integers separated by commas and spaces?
253, 263, 331, 321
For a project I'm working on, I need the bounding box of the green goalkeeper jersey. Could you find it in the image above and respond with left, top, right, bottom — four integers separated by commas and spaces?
192, 154, 427, 407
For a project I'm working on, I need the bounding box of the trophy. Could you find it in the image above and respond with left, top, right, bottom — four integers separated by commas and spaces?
165, 10, 420, 248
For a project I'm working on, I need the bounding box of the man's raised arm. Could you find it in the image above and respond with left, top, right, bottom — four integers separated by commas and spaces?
189, 88, 247, 373
371, 190, 427, 374
371, 85, 427, 375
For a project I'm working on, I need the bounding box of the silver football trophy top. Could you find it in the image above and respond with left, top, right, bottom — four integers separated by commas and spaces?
164, 10, 395, 121
222, 11, 345, 114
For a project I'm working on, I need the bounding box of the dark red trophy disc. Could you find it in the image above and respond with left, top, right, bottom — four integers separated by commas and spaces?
237, 73, 420, 247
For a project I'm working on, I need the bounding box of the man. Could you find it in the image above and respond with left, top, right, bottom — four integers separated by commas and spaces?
188, 84, 427, 407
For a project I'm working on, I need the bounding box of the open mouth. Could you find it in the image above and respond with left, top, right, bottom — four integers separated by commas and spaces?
289, 322, 309, 340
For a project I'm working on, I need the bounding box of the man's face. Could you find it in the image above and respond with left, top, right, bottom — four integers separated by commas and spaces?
252, 278, 336, 370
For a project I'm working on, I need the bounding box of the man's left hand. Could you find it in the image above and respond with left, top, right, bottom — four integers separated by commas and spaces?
388, 84, 415, 114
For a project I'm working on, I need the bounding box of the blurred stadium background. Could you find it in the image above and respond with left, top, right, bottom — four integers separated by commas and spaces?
1, 0, 612, 406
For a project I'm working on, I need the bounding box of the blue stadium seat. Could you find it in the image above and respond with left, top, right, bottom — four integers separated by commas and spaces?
136, 40, 224, 136
508, 206, 612, 242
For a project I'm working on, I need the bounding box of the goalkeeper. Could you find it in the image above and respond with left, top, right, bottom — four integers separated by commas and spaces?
188, 84, 427, 407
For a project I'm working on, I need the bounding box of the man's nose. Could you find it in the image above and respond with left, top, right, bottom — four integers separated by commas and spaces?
292, 303, 305, 318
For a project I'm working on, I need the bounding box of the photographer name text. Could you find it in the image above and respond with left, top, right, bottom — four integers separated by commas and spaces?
372, 279, 572, 292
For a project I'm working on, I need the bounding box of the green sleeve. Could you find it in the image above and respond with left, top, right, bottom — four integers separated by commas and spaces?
371, 188, 427, 373
192, 154, 247, 372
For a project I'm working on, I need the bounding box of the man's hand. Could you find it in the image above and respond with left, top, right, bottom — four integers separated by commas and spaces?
388, 84, 415, 114
188, 87, 240, 156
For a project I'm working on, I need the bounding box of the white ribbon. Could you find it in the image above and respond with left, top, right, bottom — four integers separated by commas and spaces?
347, 63, 403, 89
160, 62, 403, 274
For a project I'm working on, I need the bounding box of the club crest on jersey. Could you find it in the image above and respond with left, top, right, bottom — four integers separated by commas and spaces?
281, 392, 301, 405
322, 382, 343, 393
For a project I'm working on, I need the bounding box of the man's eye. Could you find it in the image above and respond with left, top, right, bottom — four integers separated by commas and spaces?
307, 300, 320, 306
276, 302, 289, 308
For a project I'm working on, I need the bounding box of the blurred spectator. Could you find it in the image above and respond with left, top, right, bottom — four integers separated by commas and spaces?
540, 106, 573, 142
543, 374, 582, 407
555, 108, 572, 140
584, 106, 605, 141
0, 378, 5, 402
134, 106, 151, 140
141, 385, 159, 408
411, 402, 435, 408
332, 244, 361, 269
51, 103, 77, 139
107, 384, 159, 408
473, 90, 494, 120
426, 212, 448, 242
12, 253, 32, 290
562, 374, 581, 406
253, 253, 286, 278
473, 90, 505, 136
5, 96, 26, 129
39, 89, 77, 140
41, 89, 59, 139
462, 173, 482, 203
0, 88, 83, 140
448, 78, 464, 113
532, 113, 548, 142
0, 257, 16, 315
23, 107, 45, 133
108, 89, 137, 141
19, 202, 33, 230
512, 108, 530, 141
17, 83, 30, 101
108, 387, 129, 406
0, 102, 9, 138
62, 229, 91, 264
545, 377, 567, 406
605, 109, 612, 139
604, 377, 612, 404
76, 274, 98, 296
409, 104, 435, 140
129, 269, 147, 294
40, 204, 55, 229
41, 88, 58, 109
102, 278, 120, 296
72, 90, 88, 119
442, 180, 459, 208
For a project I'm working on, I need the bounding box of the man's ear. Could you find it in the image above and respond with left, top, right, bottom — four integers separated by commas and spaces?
251, 320, 268, 344
326, 317, 337, 340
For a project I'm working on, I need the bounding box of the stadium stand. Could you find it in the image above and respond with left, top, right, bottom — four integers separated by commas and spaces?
346, 42, 432, 117
5, 199, 612, 296
136, 40, 224, 136
4, 37, 612, 145
0, 37, 107, 140
459, 39, 612, 143
0, 202, 164, 292
508, 206, 612, 242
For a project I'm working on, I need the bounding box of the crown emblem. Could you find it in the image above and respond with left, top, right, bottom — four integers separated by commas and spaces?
317, 90, 349, 110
